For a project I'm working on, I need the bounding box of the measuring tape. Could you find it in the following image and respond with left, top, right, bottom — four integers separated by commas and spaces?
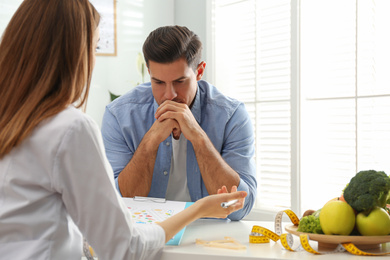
249, 209, 390, 256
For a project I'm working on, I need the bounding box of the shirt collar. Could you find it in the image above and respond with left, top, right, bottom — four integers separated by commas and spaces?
190, 84, 201, 124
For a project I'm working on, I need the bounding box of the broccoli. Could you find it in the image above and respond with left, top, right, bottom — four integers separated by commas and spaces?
343, 170, 390, 213
297, 215, 323, 234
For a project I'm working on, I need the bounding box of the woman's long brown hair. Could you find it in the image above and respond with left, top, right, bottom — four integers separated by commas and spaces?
0, 0, 100, 158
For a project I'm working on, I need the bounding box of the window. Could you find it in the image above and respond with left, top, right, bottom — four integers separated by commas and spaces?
300, 0, 390, 211
212, 0, 390, 219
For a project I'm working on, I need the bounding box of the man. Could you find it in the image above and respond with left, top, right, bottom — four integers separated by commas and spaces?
101, 25, 256, 220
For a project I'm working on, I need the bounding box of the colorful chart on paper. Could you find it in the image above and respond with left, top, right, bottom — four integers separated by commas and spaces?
122, 198, 193, 245
128, 204, 175, 224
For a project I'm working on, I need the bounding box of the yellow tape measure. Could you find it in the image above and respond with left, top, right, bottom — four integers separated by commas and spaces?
249, 209, 390, 256
249, 210, 299, 251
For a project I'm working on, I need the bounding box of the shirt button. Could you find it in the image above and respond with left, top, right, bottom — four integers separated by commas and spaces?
163, 171, 168, 176
166, 142, 170, 146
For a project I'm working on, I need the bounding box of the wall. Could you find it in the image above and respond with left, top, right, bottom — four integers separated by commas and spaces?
0, 1, 23, 31
173, 0, 211, 82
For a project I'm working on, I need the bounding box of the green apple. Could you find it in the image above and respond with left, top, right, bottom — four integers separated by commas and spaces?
356, 207, 390, 236
319, 200, 355, 235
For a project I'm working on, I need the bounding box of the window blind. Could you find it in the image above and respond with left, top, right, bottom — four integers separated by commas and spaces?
213, 0, 292, 210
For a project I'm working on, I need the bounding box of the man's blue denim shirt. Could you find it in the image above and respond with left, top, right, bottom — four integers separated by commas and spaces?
101, 80, 257, 220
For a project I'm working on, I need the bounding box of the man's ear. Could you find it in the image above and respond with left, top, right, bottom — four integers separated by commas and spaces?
196, 61, 206, 81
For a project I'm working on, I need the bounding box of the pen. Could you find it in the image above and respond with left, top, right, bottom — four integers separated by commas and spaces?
221, 199, 239, 208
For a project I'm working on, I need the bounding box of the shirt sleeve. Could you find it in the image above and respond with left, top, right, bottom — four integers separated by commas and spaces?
223, 103, 257, 221
51, 115, 165, 260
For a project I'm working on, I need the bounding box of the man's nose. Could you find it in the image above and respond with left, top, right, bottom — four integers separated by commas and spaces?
164, 83, 177, 100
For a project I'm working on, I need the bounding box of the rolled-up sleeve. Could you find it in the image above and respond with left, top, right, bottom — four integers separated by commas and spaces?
222, 103, 257, 221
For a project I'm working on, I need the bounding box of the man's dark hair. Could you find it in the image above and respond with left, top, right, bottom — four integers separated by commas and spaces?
142, 25, 202, 71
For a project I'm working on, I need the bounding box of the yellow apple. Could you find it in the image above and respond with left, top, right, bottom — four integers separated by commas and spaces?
356, 207, 390, 236
319, 200, 355, 235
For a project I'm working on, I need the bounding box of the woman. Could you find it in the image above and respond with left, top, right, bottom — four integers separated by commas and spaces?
0, 1, 246, 259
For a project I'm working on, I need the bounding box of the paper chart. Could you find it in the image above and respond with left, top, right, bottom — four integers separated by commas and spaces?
128, 205, 175, 224
123, 197, 193, 245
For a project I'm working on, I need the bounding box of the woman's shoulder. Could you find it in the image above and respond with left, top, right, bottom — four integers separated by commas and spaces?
35, 106, 99, 143
50, 105, 94, 127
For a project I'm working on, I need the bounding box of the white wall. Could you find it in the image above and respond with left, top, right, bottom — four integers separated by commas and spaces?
173, 0, 210, 80
0, 0, 209, 127
0, 1, 23, 31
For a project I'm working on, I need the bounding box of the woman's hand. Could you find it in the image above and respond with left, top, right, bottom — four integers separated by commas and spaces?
157, 186, 247, 242
194, 186, 247, 219
218, 185, 246, 213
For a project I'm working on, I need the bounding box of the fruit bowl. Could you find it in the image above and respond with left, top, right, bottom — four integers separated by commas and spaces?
285, 224, 390, 250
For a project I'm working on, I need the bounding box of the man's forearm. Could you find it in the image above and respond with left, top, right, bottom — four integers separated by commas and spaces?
117, 118, 181, 197
191, 131, 241, 195
117, 136, 158, 197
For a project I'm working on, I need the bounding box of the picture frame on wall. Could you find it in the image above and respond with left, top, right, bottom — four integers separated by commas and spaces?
90, 0, 117, 56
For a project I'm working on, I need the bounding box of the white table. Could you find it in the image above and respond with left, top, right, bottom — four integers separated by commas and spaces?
161, 219, 389, 260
